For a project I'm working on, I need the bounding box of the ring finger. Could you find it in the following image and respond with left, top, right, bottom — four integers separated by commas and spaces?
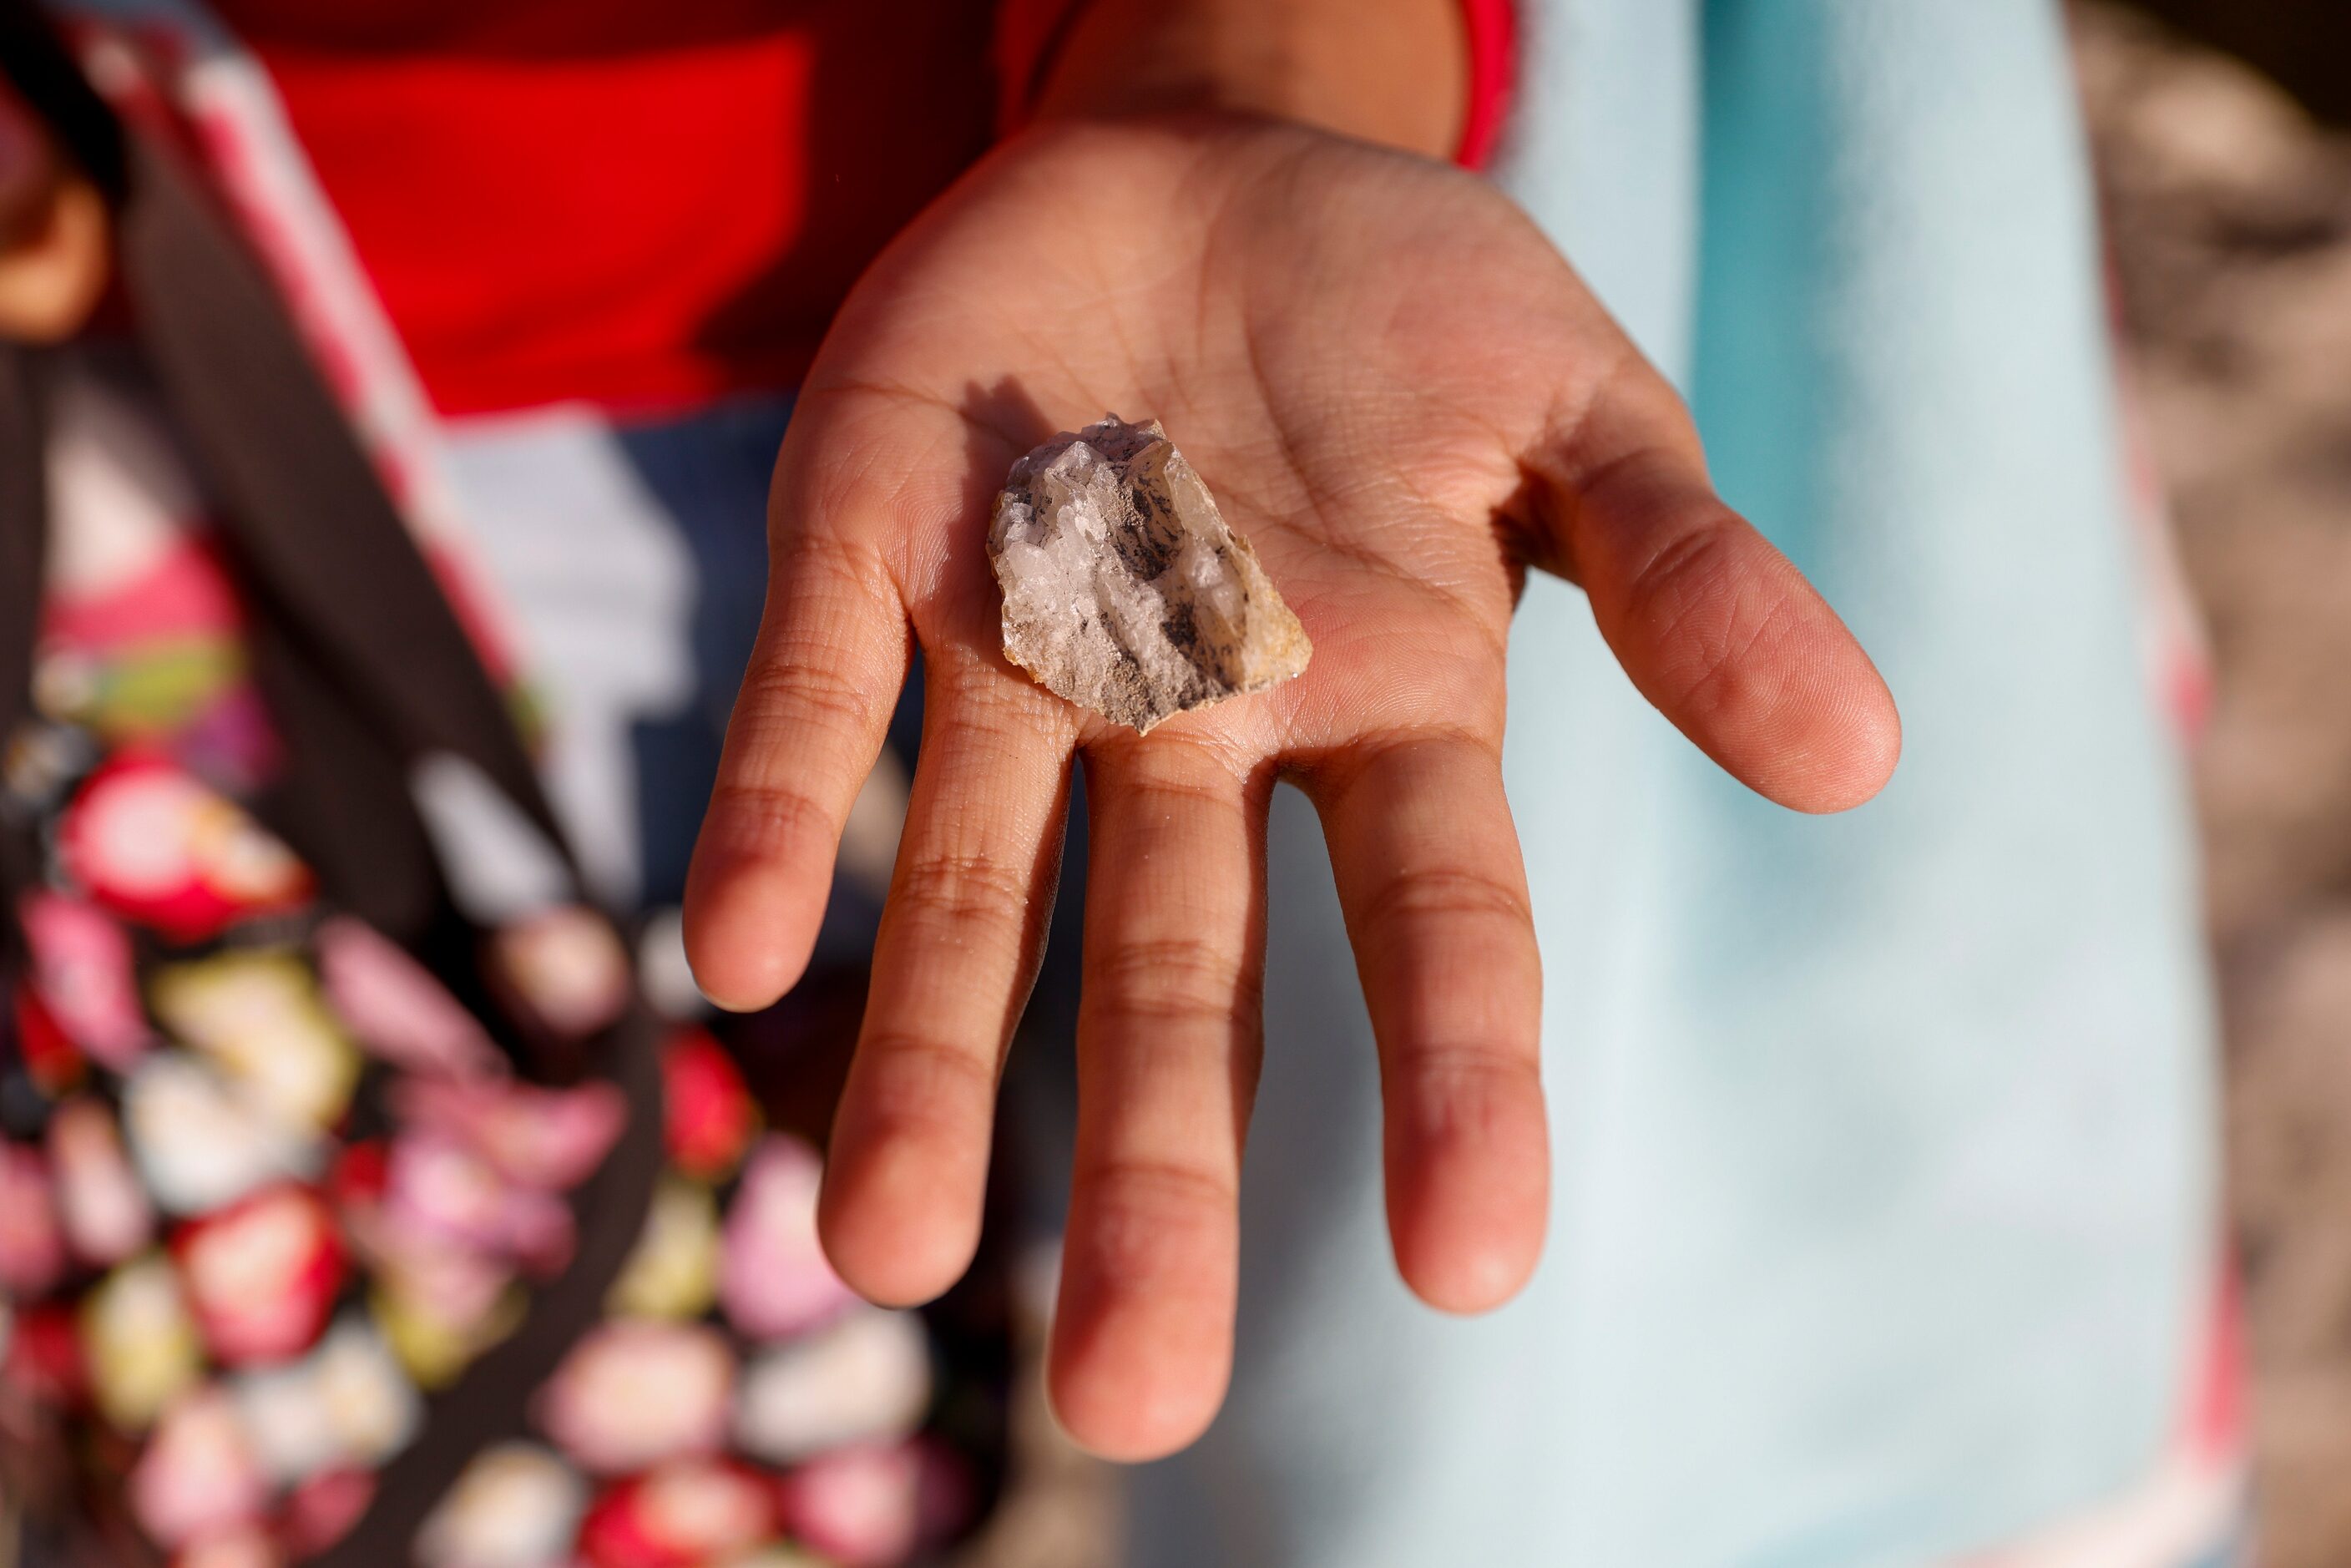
1048, 731, 1270, 1461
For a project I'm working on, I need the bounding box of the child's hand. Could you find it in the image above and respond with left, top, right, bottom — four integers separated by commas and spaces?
684, 114, 1900, 1459
0, 83, 108, 344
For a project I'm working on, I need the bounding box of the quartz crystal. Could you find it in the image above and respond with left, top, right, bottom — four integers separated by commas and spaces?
989, 414, 1312, 732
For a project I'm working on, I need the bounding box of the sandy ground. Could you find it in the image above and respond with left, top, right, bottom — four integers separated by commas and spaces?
2075, 6, 2351, 1564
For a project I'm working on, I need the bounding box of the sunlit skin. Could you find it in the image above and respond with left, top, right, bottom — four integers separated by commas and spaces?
681, 113, 1903, 1461
0, 15, 1900, 1468
0, 85, 109, 345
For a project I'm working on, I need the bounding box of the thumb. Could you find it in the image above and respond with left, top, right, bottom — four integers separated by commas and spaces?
1530, 352, 1902, 814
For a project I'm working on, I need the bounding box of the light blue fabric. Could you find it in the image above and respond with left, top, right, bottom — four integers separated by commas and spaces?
436, 4, 2217, 1561
1126, 2, 2216, 1564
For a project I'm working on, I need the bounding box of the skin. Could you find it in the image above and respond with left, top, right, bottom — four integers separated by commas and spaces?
684, 3, 1901, 1466
0, 83, 108, 345
0, 5, 1900, 1465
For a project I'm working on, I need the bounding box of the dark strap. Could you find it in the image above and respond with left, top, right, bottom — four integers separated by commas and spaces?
0, 348, 43, 758
313, 1026, 665, 1568
0, 27, 669, 1565
115, 135, 577, 864
0, 347, 45, 979
0, 17, 577, 874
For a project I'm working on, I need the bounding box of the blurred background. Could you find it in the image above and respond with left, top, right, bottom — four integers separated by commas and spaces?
2073, 2, 2351, 1564
948, 6, 2351, 1562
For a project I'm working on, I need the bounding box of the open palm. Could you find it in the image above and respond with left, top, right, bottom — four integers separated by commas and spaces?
684, 115, 1900, 1460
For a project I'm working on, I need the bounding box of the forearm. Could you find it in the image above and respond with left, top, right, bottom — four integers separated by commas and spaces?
1029, 0, 1471, 162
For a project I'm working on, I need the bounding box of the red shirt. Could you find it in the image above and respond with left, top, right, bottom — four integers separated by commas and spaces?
213, 0, 999, 416
210, 0, 1513, 419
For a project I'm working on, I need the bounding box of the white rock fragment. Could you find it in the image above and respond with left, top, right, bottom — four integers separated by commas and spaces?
989, 414, 1311, 732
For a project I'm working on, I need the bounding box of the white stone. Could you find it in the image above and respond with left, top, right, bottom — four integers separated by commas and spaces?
990, 415, 1311, 732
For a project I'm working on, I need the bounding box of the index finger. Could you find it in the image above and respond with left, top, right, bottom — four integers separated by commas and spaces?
682, 432, 913, 1012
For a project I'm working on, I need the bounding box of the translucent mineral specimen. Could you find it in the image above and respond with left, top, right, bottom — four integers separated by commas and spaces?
989, 414, 1312, 733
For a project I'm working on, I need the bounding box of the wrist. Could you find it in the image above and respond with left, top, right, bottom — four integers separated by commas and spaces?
1027, 0, 1470, 162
